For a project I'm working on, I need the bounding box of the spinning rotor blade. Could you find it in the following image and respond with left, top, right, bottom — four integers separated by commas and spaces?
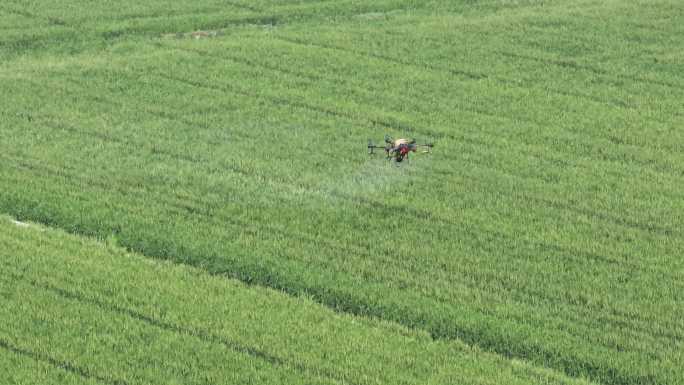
416, 143, 434, 153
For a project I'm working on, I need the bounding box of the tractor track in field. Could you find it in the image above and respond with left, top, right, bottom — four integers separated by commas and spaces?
10, 190, 682, 354
2, 3, 683, 385
155, 71, 398, 130
154, 43, 342, 87
265, 35, 683, 152
423, 291, 671, 373
527, 195, 673, 236
168, 43, 495, 136
10, 70, 680, 241
6, 55, 684, 368
3, 161, 679, 385
497, 51, 684, 92
3, 222, 674, 385
271, 34, 668, 118
2, 151, 423, 281
7, 176, 684, 352
6, 214, 680, 376
5, 131, 679, 285
142, 46, 684, 177
19, 46, 683, 181
0, 13, 276, 58
0, 268, 363, 385
272, 35, 485, 81
0, 2, 423, 55
0, 338, 129, 385
435, 153, 679, 237
0, 5, 70, 29
52, 94, 673, 246
379, 29, 642, 110
7, 140, 678, 286
10, 67, 681, 244
6, 143, 682, 308
446, 266, 684, 347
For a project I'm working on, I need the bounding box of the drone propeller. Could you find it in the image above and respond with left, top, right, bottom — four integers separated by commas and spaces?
410, 142, 434, 153
368, 136, 434, 160
420, 143, 434, 153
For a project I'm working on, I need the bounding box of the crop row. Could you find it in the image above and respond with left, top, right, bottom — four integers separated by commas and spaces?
1, 109, 681, 385
2, 63, 682, 385
0, 218, 591, 385
61, 38, 684, 229
159, 35, 684, 183
2, 1, 683, 384
2, 42, 680, 282
0, 0, 446, 59
2, 64, 680, 277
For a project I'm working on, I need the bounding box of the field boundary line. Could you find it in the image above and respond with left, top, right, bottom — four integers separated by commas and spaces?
2, 262, 363, 385
3, 206, 676, 385
3, 247, 599, 385
3, 203, 663, 385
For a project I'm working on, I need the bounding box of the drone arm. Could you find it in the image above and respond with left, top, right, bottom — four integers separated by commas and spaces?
368, 144, 388, 155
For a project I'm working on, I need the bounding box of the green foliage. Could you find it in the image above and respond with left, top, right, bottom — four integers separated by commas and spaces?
1, 1, 683, 384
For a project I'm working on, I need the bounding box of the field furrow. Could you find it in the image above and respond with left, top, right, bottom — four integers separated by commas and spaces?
1, 1, 683, 384
1, 218, 593, 385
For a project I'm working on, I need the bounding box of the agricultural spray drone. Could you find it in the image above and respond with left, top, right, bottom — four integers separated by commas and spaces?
368, 135, 434, 163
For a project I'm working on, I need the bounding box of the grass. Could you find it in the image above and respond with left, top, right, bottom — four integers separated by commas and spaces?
0, 217, 590, 385
1, 0, 683, 384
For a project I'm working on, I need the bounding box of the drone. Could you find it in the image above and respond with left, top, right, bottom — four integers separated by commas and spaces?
368, 135, 434, 163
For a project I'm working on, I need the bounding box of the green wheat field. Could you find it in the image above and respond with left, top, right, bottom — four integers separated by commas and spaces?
1, 1, 683, 384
